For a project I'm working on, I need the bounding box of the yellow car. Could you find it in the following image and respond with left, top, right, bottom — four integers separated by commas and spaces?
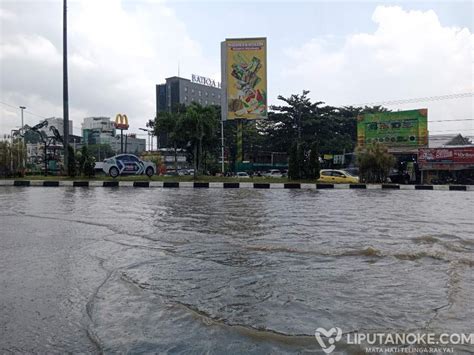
318, 169, 359, 184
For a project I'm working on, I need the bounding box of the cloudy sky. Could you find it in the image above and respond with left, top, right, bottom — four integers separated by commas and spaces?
0, 0, 472, 139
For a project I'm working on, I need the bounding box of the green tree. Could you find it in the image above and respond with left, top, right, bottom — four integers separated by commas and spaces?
0, 139, 27, 177
78, 145, 95, 177
297, 141, 306, 179
357, 142, 395, 183
288, 142, 299, 180
151, 111, 185, 172
259, 92, 390, 156
0, 141, 11, 177
307, 142, 320, 180
179, 103, 219, 176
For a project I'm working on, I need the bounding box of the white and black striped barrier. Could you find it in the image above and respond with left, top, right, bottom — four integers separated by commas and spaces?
0, 180, 472, 191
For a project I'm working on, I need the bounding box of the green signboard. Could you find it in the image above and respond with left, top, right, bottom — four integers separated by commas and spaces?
357, 109, 428, 148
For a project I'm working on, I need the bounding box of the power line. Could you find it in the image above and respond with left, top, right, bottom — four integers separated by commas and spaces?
350, 92, 474, 107
429, 128, 474, 133
0, 101, 19, 110
429, 118, 474, 123
23, 110, 48, 119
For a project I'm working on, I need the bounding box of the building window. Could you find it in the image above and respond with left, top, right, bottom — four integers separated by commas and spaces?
191, 88, 195, 94
212, 93, 215, 97
184, 96, 188, 101
205, 92, 208, 97
198, 90, 202, 96
198, 98, 202, 104
217, 94, 221, 99
205, 100, 208, 105
184, 86, 188, 92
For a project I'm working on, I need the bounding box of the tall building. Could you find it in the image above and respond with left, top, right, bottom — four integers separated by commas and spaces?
80, 116, 145, 154
156, 75, 222, 114
81, 117, 116, 145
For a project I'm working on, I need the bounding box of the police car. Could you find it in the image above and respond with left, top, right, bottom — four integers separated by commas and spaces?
102, 154, 156, 178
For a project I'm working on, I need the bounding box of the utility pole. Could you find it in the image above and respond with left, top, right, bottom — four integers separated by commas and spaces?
63, 0, 70, 173
19, 106, 26, 170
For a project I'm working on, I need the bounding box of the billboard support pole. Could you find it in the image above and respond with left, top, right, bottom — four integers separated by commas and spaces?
120, 129, 123, 154
237, 119, 243, 165
221, 119, 225, 173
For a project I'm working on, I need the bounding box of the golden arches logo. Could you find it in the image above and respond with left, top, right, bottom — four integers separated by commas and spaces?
115, 114, 129, 130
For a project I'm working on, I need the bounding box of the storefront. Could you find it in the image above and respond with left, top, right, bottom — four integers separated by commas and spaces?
418, 146, 474, 184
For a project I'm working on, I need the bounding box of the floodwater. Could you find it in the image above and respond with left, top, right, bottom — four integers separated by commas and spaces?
0, 187, 473, 354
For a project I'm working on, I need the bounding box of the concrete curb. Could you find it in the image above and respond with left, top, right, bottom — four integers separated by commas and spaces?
0, 180, 472, 191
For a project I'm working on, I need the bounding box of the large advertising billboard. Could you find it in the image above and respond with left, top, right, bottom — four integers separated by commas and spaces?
357, 109, 428, 148
418, 147, 474, 170
221, 38, 267, 120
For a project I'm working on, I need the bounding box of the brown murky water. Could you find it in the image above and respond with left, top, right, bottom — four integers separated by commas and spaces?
1, 187, 473, 353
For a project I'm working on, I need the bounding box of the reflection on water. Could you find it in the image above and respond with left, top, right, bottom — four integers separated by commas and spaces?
0, 188, 473, 353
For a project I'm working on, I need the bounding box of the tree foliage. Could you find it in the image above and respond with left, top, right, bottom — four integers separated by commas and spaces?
147, 90, 390, 175
288, 141, 320, 180
288, 142, 298, 180
357, 142, 395, 183
307, 142, 320, 180
0, 140, 27, 177
78, 145, 95, 177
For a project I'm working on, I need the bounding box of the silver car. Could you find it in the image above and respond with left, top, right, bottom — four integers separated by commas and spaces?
102, 154, 156, 178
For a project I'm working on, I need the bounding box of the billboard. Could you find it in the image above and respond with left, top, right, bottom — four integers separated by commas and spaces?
418, 147, 474, 170
357, 109, 428, 148
221, 38, 267, 120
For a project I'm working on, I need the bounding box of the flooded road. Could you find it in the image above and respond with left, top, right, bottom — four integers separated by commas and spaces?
1, 187, 473, 353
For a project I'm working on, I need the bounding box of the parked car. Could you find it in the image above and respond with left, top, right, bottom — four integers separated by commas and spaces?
318, 169, 359, 184
102, 154, 156, 178
236, 171, 250, 178
265, 169, 283, 178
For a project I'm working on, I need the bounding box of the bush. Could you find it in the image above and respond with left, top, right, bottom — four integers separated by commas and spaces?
78, 145, 96, 178
357, 143, 395, 183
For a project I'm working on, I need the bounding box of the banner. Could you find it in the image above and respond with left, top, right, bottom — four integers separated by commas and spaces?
357, 109, 428, 148
418, 147, 474, 166
221, 38, 267, 120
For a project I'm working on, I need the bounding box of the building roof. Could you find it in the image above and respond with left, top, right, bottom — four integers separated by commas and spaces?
428, 134, 472, 148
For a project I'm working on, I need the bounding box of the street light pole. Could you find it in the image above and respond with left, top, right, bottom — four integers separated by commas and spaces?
19, 106, 26, 171
139, 128, 151, 151
19, 106, 26, 131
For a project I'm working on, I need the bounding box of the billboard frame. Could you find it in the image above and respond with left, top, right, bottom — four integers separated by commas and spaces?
221, 37, 267, 121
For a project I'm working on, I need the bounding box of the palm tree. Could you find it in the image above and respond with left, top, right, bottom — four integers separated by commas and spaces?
153, 111, 184, 172
180, 103, 218, 176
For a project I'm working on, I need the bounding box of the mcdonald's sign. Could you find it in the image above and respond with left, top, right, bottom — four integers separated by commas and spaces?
115, 114, 129, 130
